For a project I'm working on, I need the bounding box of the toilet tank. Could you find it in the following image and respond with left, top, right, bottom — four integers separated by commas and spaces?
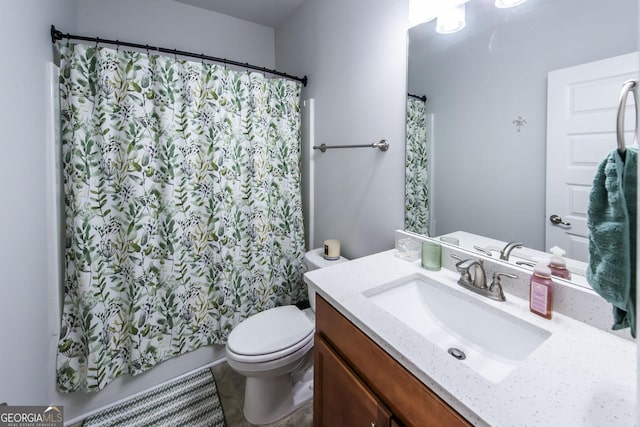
305, 248, 349, 311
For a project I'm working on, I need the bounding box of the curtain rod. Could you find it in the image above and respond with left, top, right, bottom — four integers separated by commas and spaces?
408, 93, 427, 102
50, 25, 308, 87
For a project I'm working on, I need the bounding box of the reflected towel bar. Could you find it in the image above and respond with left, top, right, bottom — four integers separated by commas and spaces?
313, 140, 389, 153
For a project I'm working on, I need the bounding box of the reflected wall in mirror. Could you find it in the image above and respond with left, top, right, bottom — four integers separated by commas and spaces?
406, 0, 638, 288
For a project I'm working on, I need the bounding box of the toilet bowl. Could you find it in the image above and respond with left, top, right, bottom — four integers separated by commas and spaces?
225, 248, 348, 425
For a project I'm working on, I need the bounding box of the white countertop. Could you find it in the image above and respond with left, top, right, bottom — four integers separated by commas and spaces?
304, 249, 636, 427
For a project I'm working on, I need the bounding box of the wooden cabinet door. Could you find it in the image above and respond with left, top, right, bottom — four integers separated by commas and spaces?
314, 335, 392, 427
315, 295, 471, 427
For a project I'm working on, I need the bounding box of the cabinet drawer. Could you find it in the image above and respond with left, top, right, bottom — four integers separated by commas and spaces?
316, 295, 471, 427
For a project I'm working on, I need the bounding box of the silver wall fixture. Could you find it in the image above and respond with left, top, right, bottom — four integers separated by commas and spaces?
313, 139, 389, 153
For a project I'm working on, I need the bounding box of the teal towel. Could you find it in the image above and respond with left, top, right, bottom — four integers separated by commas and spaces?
587, 147, 637, 337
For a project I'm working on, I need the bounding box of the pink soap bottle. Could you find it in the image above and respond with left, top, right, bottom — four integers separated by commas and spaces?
530, 262, 553, 319
547, 246, 571, 280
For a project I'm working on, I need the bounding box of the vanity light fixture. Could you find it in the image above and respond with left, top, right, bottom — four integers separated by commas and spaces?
495, 0, 527, 8
412, 0, 517, 33
436, 3, 466, 34
409, 0, 438, 27
409, 0, 470, 28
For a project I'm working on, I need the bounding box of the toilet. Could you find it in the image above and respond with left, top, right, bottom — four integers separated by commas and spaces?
225, 248, 348, 425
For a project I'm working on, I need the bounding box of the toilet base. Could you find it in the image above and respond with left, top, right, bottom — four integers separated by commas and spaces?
243, 355, 314, 424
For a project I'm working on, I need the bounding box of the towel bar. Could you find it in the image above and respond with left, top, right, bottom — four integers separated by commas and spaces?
313, 140, 389, 153
616, 79, 639, 161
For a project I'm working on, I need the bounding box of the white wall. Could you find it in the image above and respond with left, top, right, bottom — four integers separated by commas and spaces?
0, 0, 76, 408
76, 0, 276, 68
276, 0, 409, 259
409, 0, 638, 250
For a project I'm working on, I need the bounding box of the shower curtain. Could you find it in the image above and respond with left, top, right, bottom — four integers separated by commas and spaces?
405, 97, 429, 235
56, 42, 306, 392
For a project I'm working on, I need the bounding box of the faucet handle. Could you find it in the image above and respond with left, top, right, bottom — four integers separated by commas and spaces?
516, 260, 536, 268
452, 255, 474, 286
451, 254, 468, 273
495, 272, 518, 278
473, 245, 493, 257
489, 272, 518, 302
451, 255, 483, 268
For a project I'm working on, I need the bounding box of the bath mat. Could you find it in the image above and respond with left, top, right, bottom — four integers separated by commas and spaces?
83, 367, 226, 427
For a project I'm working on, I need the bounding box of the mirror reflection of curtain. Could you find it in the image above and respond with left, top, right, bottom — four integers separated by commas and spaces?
405, 97, 429, 235
56, 42, 306, 392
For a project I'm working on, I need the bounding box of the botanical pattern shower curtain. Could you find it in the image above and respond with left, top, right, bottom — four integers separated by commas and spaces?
56, 42, 306, 392
405, 97, 429, 235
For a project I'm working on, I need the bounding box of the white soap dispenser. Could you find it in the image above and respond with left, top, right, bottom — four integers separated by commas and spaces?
547, 246, 571, 280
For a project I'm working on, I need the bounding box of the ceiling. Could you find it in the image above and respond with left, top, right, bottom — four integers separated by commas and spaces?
174, 0, 307, 28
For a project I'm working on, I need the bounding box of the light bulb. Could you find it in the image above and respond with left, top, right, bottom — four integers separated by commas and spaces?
409, 0, 471, 27
436, 4, 466, 34
495, 0, 527, 8
409, 0, 436, 26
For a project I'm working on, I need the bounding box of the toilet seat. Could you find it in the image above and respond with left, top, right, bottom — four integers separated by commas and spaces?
227, 331, 314, 364
227, 305, 314, 364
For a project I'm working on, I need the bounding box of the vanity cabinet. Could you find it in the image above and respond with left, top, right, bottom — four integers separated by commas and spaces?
314, 295, 471, 427
315, 337, 395, 426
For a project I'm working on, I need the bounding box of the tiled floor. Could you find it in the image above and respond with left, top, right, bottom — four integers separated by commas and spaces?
211, 362, 313, 427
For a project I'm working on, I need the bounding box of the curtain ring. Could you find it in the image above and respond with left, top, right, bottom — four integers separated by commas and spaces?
173, 49, 177, 61
95, 37, 100, 48
145, 45, 150, 56
116, 41, 119, 53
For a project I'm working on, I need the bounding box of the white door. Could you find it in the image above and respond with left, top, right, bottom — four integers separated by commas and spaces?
546, 52, 639, 261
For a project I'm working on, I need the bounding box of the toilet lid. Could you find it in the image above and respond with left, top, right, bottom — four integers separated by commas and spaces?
227, 305, 313, 356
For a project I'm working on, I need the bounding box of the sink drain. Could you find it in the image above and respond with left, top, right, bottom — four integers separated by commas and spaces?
448, 347, 466, 360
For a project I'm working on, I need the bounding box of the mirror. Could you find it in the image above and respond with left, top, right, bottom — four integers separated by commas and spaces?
406, 0, 638, 288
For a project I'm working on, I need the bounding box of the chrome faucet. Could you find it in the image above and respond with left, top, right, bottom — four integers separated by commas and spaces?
500, 241, 524, 261
452, 256, 516, 302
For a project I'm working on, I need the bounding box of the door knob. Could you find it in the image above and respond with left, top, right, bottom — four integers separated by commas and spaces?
549, 214, 571, 228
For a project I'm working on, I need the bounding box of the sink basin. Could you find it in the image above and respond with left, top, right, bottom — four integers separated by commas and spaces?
364, 274, 551, 383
